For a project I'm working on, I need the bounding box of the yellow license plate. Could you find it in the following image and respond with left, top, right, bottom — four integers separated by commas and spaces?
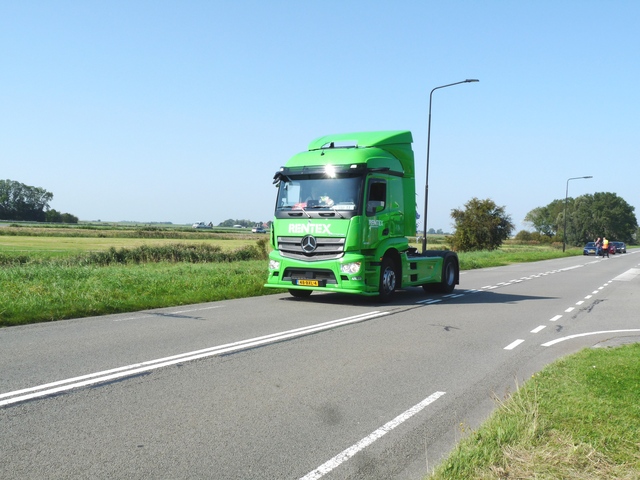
296, 279, 319, 287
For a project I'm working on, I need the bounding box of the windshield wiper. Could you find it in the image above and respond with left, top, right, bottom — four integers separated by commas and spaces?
298, 205, 311, 218
330, 206, 345, 218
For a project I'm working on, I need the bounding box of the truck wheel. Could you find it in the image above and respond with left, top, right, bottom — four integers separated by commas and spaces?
288, 289, 312, 298
422, 257, 457, 294
437, 257, 456, 293
378, 257, 398, 302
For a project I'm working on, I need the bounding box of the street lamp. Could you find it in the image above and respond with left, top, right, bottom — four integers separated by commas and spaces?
562, 176, 593, 252
422, 79, 479, 254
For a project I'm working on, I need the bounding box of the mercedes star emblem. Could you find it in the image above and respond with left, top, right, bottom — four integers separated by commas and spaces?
301, 235, 317, 253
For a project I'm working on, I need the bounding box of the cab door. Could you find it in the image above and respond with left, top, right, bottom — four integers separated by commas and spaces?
362, 177, 388, 249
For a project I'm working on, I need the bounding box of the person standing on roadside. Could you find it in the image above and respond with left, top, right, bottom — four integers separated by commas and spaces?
602, 236, 609, 258
595, 237, 602, 256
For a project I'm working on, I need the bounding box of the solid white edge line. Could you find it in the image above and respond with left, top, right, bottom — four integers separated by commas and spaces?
1, 311, 390, 406
542, 329, 640, 347
2, 311, 381, 400
299, 391, 446, 480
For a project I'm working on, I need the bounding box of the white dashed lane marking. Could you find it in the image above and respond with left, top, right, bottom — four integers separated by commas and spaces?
504, 339, 525, 350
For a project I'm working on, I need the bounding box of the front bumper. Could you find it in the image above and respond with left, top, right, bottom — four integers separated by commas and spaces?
265, 252, 378, 296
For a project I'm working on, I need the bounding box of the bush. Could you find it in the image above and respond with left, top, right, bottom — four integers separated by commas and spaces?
76, 243, 269, 266
515, 230, 533, 242
449, 198, 514, 252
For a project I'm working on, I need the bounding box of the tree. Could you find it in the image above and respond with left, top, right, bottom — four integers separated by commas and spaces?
523, 199, 565, 237
569, 192, 637, 245
0, 179, 53, 221
60, 213, 79, 224
527, 192, 637, 246
218, 219, 254, 228
448, 198, 514, 252
45, 209, 63, 223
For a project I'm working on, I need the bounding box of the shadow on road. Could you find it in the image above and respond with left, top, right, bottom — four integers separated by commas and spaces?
276, 287, 555, 308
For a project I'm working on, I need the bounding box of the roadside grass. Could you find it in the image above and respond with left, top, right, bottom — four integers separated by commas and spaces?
409, 237, 583, 270
0, 260, 272, 327
0, 229, 591, 327
427, 344, 640, 479
0, 240, 273, 326
458, 243, 577, 270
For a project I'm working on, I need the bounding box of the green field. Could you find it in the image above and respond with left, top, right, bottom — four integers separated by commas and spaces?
0, 233, 252, 258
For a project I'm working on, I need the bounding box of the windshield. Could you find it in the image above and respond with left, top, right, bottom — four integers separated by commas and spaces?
276, 176, 362, 212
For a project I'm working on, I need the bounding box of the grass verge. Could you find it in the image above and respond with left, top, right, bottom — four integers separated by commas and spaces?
0, 260, 273, 327
0, 233, 591, 327
0, 241, 273, 327
428, 344, 640, 479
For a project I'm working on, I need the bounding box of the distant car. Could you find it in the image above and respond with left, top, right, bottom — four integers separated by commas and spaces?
192, 222, 212, 229
583, 242, 597, 255
252, 226, 266, 233
611, 241, 626, 253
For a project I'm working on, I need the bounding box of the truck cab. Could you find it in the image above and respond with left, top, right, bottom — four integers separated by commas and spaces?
265, 131, 458, 301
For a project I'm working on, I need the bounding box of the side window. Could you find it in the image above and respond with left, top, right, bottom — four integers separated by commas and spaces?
366, 180, 386, 216
279, 181, 301, 208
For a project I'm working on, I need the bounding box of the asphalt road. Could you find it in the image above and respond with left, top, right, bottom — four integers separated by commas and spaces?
1, 251, 639, 479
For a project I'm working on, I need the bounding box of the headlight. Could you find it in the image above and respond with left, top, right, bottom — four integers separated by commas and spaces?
269, 260, 280, 270
340, 262, 361, 274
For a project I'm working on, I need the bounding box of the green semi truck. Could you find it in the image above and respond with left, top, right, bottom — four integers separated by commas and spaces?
264, 130, 458, 301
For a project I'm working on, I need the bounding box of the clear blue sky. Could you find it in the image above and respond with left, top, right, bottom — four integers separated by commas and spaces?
2, 1, 638, 231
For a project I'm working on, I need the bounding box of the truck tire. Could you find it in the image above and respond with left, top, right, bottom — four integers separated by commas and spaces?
289, 289, 312, 298
378, 257, 398, 302
422, 256, 457, 294
437, 257, 457, 293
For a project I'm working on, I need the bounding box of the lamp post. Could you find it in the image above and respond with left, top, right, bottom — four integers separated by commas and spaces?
562, 175, 593, 252
422, 79, 479, 254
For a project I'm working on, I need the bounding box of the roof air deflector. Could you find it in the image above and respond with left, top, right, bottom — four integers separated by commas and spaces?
320, 140, 358, 149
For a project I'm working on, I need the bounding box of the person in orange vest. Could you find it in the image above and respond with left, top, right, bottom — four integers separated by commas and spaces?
602, 236, 609, 258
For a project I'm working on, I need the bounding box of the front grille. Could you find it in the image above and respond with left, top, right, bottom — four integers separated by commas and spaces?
277, 236, 345, 261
